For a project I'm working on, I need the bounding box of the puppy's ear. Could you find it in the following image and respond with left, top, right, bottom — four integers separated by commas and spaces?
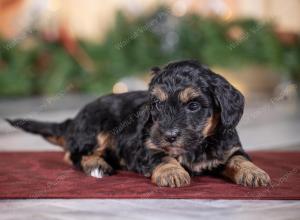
208, 73, 244, 130
150, 66, 161, 75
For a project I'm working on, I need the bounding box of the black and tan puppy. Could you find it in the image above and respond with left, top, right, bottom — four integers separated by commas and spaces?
7, 60, 270, 187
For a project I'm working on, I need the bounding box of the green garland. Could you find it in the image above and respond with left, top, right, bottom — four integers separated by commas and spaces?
0, 8, 299, 97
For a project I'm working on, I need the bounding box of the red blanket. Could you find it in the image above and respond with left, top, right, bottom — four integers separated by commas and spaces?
0, 151, 299, 199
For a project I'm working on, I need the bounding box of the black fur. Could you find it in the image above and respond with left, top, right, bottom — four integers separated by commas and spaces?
7, 60, 249, 180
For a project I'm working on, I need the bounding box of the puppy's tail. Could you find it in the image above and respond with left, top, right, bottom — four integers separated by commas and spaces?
5, 118, 72, 148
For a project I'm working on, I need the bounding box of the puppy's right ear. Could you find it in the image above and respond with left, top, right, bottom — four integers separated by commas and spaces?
150, 66, 161, 75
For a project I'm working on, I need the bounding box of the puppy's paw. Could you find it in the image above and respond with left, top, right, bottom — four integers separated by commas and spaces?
90, 168, 105, 178
151, 160, 191, 187
81, 155, 114, 178
235, 166, 271, 187
223, 156, 271, 187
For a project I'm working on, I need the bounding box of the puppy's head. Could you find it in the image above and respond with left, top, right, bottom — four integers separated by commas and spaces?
146, 60, 244, 155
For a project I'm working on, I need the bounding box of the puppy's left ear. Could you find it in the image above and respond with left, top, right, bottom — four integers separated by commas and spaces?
208, 73, 244, 130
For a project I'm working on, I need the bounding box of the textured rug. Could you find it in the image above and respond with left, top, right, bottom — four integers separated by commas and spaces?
0, 151, 299, 199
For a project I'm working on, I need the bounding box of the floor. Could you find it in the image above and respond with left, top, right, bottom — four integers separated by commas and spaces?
0, 94, 300, 219
1, 200, 300, 220
1, 93, 300, 151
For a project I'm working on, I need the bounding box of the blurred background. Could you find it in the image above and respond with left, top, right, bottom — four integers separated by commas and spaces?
0, 0, 299, 151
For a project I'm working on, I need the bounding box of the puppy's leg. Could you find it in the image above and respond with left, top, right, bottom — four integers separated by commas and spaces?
222, 155, 270, 187
63, 151, 73, 165
80, 132, 116, 178
81, 154, 114, 178
151, 157, 190, 187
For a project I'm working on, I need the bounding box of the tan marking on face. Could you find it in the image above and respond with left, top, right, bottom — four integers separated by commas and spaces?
151, 157, 191, 187
191, 146, 240, 173
145, 138, 159, 149
165, 147, 186, 157
151, 86, 168, 101
222, 155, 271, 187
202, 113, 220, 137
146, 138, 185, 157
179, 87, 201, 103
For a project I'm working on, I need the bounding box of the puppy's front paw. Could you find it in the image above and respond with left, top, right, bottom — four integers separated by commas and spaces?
223, 155, 271, 187
151, 159, 190, 187
235, 166, 271, 187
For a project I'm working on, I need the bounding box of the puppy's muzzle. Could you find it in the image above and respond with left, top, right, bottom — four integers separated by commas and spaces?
164, 128, 180, 143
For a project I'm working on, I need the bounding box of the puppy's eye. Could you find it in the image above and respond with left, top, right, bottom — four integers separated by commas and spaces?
153, 99, 163, 111
187, 101, 201, 111
155, 102, 163, 111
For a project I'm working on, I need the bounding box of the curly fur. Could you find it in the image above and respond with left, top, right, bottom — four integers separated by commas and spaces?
6, 60, 270, 187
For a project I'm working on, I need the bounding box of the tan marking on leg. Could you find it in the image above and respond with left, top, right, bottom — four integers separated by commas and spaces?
46, 136, 66, 149
97, 133, 112, 147
79, 132, 116, 176
96, 132, 115, 155
151, 157, 191, 187
151, 86, 168, 101
202, 113, 220, 137
46, 136, 71, 165
222, 155, 271, 187
179, 87, 201, 103
63, 151, 73, 165
119, 158, 127, 168
81, 154, 113, 175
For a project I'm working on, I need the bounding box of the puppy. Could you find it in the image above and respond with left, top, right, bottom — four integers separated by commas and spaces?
7, 60, 270, 187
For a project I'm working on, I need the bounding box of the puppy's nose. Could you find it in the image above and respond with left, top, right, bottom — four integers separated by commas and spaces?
164, 129, 180, 143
